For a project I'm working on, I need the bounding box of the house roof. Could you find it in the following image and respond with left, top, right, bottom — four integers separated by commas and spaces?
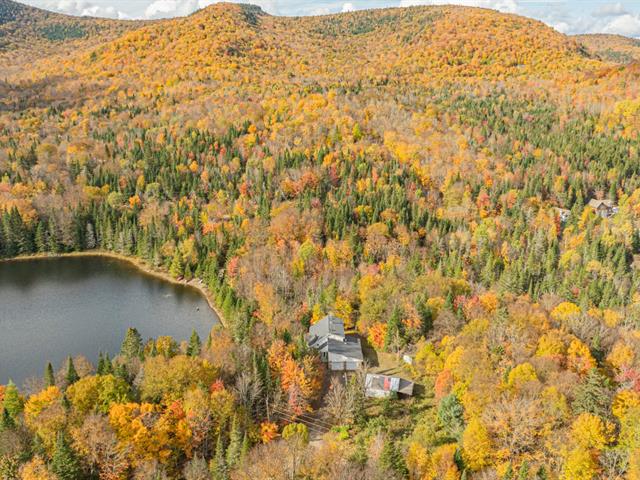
588, 199, 614, 209
309, 314, 345, 339
307, 315, 363, 363
365, 373, 414, 396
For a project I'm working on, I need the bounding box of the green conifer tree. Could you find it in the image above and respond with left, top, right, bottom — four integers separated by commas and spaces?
226, 416, 242, 469
0, 408, 15, 431
65, 357, 79, 386
120, 327, 143, 359
572, 368, 613, 419
187, 330, 201, 357
2, 380, 22, 418
169, 250, 184, 279
211, 434, 229, 480
379, 439, 407, 477
45, 362, 55, 387
51, 433, 82, 480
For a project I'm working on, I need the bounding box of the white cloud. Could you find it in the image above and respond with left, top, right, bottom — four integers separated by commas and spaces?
309, 6, 331, 15
592, 2, 628, 18
553, 21, 571, 33
602, 13, 640, 36
342, 2, 355, 12
32, 0, 128, 18
144, 0, 195, 18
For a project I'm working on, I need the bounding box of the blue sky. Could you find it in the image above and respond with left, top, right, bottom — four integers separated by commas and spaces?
20, 0, 640, 37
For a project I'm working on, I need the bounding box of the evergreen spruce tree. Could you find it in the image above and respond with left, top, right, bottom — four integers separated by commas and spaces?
187, 330, 201, 357
0, 408, 15, 431
85, 223, 96, 249
384, 306, 404, 352
240, 432, 250, 462
2, 380, 22, 418
169, 250, 184, 279
572, 368, 613, 419
211, 434, 229, 480
97, 352, 105, 375
120, 327, 143, 359
34, 221, 46, 253
226, 416, 242, 469
536, 466, 548, 480
47, 218, 59, 253
65, 357, 79, 386
437, 393, 465, 440
378, 439, 408, 477
45, 362, 55, 387
184, 263, 193, 281
51, 433, 82, 480
102, 353, 113, 374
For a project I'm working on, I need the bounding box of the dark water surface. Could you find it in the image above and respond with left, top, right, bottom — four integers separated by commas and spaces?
0, 256, 218, 385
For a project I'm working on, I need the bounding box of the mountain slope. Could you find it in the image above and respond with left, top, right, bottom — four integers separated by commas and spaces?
51, 4, 598, 84
574, 33, 640, 63
0, 0, 146, 72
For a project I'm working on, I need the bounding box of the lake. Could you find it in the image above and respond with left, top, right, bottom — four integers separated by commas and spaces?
0, 255, 219, 386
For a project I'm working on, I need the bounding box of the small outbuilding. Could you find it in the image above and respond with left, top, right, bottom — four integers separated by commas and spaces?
365, 373, 414, 398
554, 207, 571, 223
307, 315, 364, 371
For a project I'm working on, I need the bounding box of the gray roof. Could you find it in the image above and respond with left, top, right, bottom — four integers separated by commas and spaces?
307, 315, 363, 363
588, 199, 614, 209
309, 314, 345, 339
365, 373, 414, 397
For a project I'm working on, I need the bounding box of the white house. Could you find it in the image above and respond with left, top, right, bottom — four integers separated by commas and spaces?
307, 315, 363, 371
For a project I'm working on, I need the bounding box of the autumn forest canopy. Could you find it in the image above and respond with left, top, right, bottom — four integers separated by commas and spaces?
2, 1, 640, 479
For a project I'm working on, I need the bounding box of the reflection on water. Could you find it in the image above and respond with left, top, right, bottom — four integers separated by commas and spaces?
0, 256, 218, 386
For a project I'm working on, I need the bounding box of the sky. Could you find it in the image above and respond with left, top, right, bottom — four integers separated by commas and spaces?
19, 0, 640, 38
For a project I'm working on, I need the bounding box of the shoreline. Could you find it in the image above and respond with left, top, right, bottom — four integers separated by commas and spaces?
0, 250, 227, 328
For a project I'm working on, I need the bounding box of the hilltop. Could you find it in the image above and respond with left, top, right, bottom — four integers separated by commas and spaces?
38, 3, 598, 83
2, 2, 605, 117
0, 0, 146, 72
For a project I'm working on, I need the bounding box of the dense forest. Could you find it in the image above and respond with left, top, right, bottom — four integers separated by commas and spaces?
1, 1, 640, 479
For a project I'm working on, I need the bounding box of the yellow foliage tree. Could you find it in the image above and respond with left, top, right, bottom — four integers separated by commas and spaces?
24, 386, 66, 453
19, 455, 57, 480
462, 417, 492, 471
562, 448, 598, 480
506, 362, 538, 392
571, 413, 613, 450
550, 301, 581, 323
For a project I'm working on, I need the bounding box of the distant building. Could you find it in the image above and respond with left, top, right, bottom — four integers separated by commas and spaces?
588, 199, 617, 218
307, 315, 364, 371
554, 207, 571, 223
365, 373, 414, 398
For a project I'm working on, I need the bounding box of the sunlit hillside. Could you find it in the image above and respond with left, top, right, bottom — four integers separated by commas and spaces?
0, 0, 145, 72
575, 33, 640, 64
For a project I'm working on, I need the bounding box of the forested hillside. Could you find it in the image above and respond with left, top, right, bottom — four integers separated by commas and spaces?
0, 0, 145, 73
575, 34, 640, 64
1, 2, 640, 479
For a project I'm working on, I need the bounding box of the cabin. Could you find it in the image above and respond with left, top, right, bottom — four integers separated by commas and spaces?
588, 199, 617, 218
365, 373, 414, 398
307, 315, 364, 371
